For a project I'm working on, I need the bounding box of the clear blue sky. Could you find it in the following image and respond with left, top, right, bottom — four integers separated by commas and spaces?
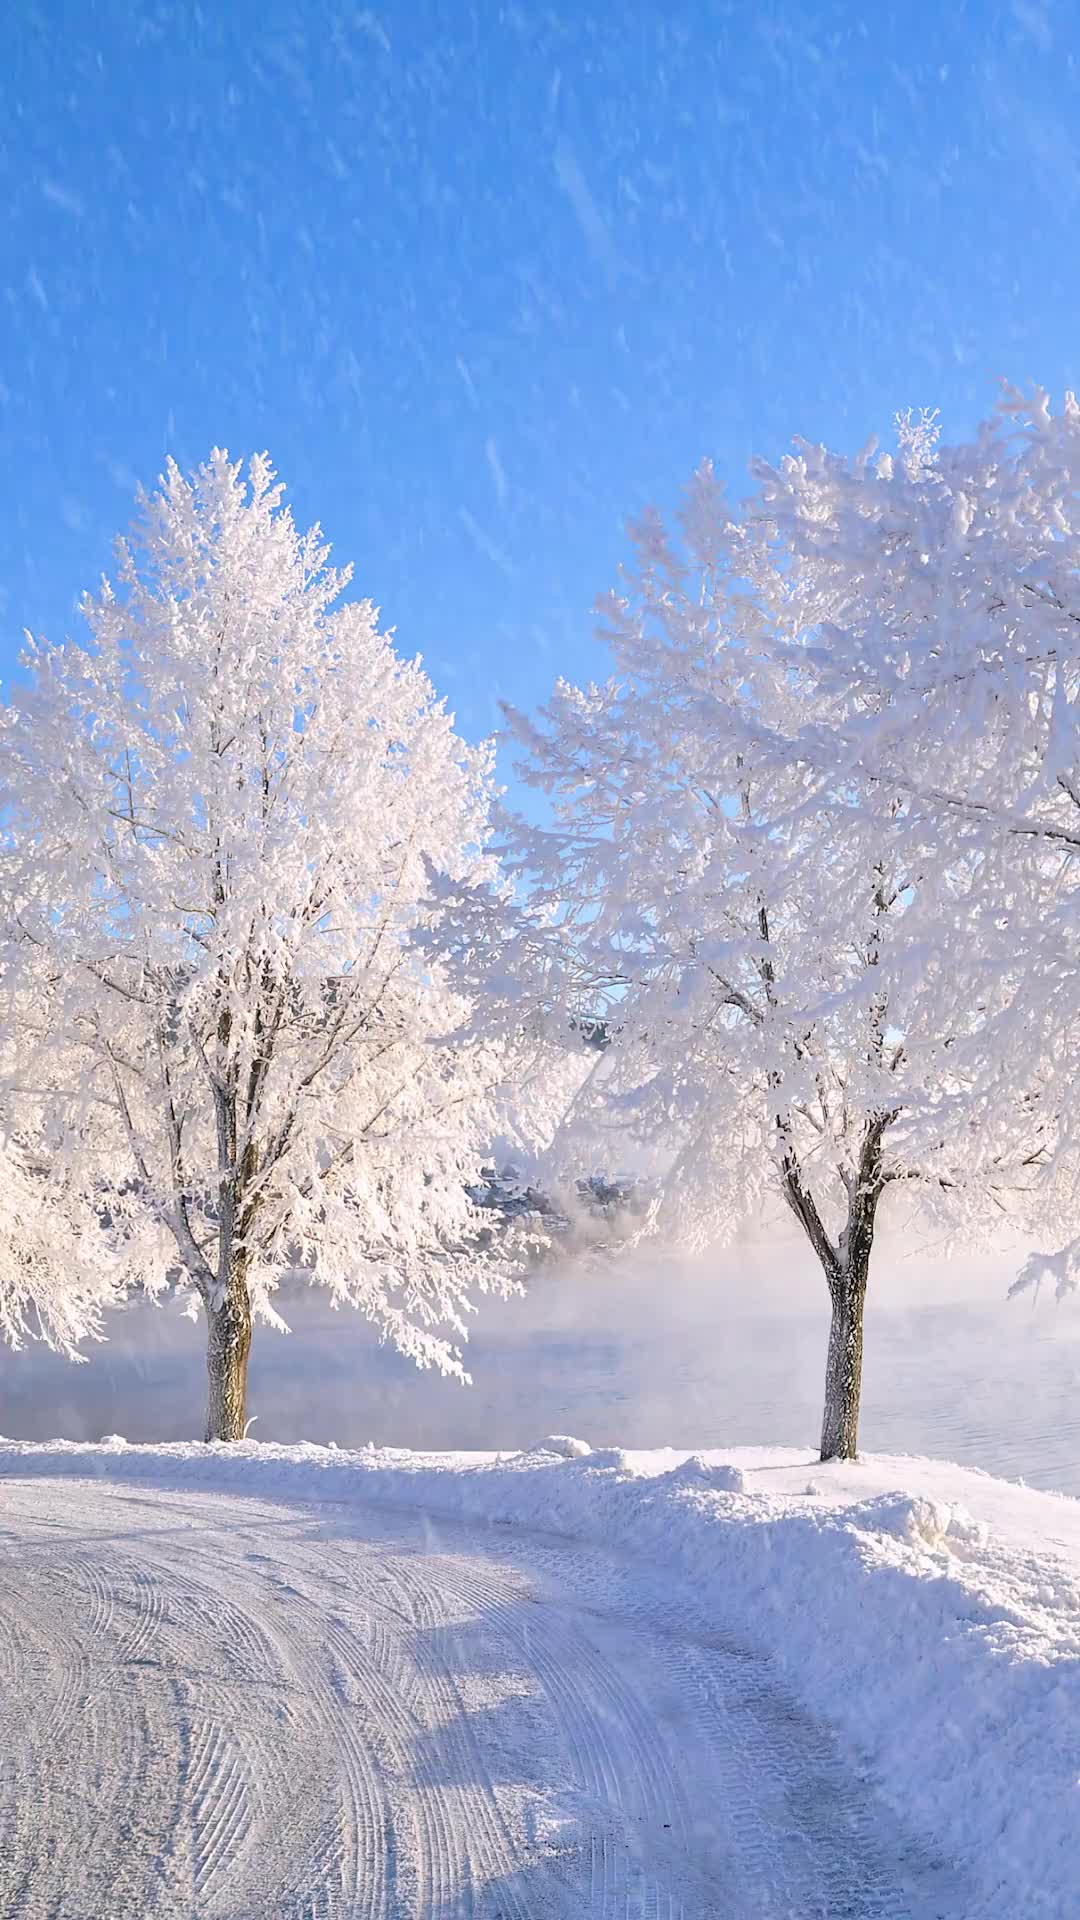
3, 1, 1077, 768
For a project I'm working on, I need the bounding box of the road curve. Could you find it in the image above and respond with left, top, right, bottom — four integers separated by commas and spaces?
0, 1475, 964, 1918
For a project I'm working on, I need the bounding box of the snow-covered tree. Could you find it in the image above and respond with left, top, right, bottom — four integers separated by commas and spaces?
454, 466, 1046, 1459
0, 975, 123, 1358
740, 389, 1080, 1297
0, 451, 520, 1439
0, 1129, 118, 1358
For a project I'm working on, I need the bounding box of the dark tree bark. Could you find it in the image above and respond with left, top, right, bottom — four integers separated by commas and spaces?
201, 971, 261, 1442
204, 1251, 253, 1443
819, 1251, 869, 1463
779, 1110, 891, 1464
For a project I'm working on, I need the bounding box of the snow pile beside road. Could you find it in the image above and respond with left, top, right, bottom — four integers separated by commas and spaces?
1, 1437, 1078, 1916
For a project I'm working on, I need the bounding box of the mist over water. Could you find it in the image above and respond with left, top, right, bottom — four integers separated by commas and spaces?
3, 1225, 1077, 1497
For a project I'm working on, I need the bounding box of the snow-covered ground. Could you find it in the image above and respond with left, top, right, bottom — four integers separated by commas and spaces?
0, 1436, 1076, 1917
3, 1239, 1078, 1914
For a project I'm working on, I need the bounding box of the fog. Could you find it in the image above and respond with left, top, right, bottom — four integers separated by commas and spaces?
4, 1222, 1078, 1496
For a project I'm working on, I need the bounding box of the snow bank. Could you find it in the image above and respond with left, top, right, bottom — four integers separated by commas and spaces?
1, 1435, 1078, 1916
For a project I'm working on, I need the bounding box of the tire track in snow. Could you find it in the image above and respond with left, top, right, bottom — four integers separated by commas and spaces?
0, 1477, 968, 1920
422, 1551, 707, 1918
115, 1563, 166, 1663
376, 1556, 535, 1920
0, 1527, 301, 1919
147, 1543, 362, 1920
220, 1521, 569, 1918
238, 1536, 475, 1919
91, 1553, 269, 1915
320, 1605, 447, 1918
418, 1526, 960, 1919
0, 1555, 179, 1917
183, 1534, 394, 1920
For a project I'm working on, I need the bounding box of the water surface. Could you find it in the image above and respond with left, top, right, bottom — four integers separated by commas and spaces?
2, 1243, 1076, 1496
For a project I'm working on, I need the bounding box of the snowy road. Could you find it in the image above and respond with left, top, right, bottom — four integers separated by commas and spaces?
0, 1475, 962, 1919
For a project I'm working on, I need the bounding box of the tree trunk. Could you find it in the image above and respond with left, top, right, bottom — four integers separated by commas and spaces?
204, 1258, 253, 1442
778, 1107, 891, 1464
819, 1263, 868, 1462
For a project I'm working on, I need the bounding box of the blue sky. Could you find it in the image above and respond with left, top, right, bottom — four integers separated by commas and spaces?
3, 0, 1078, 775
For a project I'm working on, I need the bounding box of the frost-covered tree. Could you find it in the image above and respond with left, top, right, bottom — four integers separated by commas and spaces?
0, 983, 122, 1359
0, 1129, 118, 1358
741, 389, 1080, 1297
453, 466, 1045, 1459
0, 451, 518, 1440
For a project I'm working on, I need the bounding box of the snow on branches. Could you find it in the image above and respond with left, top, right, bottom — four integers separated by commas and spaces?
0, 450, 523, 1436
744, 384, 1080, 1295
468, 444, 1051, 1457
0, 1131, 120, 1357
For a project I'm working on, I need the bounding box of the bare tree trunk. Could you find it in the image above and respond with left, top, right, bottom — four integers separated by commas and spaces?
819, 1262, 868, 1462
204, 1255, 253, 1442
779, 1111, 888, 1464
